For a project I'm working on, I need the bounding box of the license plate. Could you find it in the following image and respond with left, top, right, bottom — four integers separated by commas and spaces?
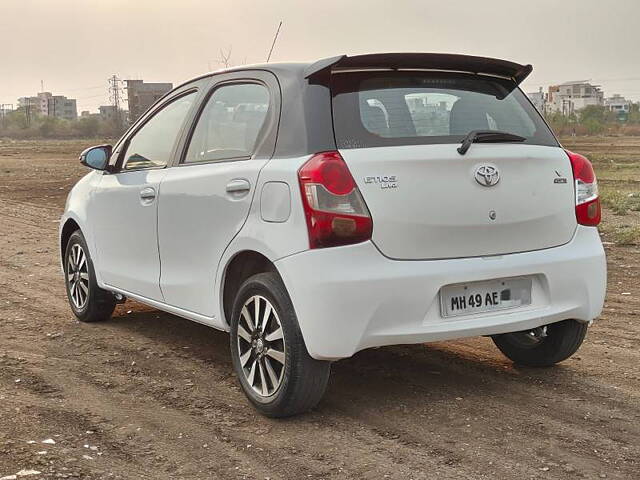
440, 277, 532, 318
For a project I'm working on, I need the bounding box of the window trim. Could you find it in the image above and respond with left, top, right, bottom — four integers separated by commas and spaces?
114, 89, 199, 173
178, 79, 272, 167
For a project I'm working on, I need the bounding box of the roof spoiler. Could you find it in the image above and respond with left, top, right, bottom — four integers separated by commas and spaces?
304, 53, 533, 86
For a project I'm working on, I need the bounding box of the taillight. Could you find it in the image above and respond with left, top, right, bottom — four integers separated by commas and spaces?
566, 150, 601, 226
298, 151, 372, 249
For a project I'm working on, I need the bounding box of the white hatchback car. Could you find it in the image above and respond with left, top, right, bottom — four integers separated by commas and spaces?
60, 53, 606, 417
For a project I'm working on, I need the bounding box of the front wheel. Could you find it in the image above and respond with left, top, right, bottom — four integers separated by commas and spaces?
64, 230, 116, 322
492, 320, 589, 367
229, 272, 331, 417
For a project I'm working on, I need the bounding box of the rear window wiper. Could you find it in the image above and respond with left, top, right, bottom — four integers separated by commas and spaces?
457, 130, 526, 155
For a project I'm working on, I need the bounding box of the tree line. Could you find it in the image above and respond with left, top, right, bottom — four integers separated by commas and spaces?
545, 104, 640, 136
0, 109, 128, 139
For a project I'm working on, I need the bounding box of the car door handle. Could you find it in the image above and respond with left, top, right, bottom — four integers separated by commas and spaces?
226, 179, 251, 194
139, 187, 156, 204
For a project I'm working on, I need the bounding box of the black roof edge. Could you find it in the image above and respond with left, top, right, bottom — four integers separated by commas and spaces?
304, 53, 533, 85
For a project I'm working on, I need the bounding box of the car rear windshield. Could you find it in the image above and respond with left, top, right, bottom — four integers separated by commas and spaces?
331, 71, 558, 149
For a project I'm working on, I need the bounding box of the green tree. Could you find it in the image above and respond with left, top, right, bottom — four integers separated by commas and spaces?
579, 105, 616, 124
628, 103, 640, 124
75, 117, 100, 137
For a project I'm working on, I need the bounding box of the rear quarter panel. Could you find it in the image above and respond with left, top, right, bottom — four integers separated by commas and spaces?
214, 155, 311, 328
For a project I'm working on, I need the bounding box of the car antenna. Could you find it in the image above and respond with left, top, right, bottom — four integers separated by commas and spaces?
266, 21, 283, 62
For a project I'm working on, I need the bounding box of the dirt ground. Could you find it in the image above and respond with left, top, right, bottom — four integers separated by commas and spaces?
0, 138, 638, 480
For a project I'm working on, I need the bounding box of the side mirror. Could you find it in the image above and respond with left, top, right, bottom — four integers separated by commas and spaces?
79, 145, 112, 171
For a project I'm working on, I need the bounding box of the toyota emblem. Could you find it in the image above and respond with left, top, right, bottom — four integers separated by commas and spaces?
474, 165, 500, 187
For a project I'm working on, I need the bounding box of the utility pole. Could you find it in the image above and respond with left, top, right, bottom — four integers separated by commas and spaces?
109, 74, 123, 130
0, 104, 12, 129
25, 98, 31, 127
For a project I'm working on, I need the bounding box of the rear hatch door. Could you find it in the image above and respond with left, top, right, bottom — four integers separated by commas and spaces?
331, 68, 576, 260
340, 143, 576, 260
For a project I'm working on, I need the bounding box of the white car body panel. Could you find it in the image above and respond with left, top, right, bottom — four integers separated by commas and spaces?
341, 143, 577, 260
59, 171, 102, 276
275, 226, 606, 360
91, 169, 167, 301
157, 159, 268, 317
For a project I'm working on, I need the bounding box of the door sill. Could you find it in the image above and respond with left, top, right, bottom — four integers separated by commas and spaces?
103, 285, 225, 331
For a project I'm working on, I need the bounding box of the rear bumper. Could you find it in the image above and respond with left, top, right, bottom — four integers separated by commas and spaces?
275, 226, 606, 360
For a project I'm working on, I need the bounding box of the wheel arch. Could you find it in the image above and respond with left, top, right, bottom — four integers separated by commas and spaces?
220, 250, 281, 329
60, 217, 81, 263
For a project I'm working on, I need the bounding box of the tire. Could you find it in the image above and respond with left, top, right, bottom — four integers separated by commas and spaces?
229, 272, 331, 417
64, 230, 116, 323
492, 320, 588, 367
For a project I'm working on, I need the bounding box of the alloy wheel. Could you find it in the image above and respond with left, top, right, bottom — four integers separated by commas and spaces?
67, 244, 89, 310
236, 295, 286, 397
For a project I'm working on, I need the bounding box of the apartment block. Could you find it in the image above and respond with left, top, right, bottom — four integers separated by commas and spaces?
125, 80, 173, 122
547, 81, 604, 115
17, 92, 77, 120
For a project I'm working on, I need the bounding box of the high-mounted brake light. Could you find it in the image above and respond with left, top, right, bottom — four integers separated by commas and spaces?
566, 150, 601, 226
298, 151, 373, 249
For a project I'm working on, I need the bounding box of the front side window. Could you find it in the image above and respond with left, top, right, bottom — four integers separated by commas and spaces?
184, 83, 269, 163
122, 92, 196, 170
332, 72, 557, 149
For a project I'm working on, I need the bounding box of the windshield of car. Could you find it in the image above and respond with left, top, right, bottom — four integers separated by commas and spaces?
331, 71, 557, 149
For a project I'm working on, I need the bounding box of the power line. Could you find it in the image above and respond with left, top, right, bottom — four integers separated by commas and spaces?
75, 93, 106, 100
63, 85, 106, 92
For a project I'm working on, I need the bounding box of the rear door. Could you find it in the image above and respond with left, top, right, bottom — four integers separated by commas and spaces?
331, 71, 576, 260
157, 71, 280, 317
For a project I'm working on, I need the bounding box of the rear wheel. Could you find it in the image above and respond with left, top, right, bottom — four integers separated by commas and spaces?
64, 230, 116, 322
492, 320, 588, 367
230, 272, 331, 417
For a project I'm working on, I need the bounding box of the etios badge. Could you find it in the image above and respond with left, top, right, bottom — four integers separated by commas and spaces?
474, 165, 500, 187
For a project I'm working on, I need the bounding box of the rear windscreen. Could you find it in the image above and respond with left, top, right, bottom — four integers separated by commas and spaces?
331, 71, 558, 149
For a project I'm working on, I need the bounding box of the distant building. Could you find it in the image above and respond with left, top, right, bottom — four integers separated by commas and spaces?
0, 104, 14, 116
605, 94, 631, 113
125, 80, 173, 122
99, 105, 118, 121
547, 81, 604, 115
18, 94, 49, 116
46, 94, 77, 120
98, 105, 129, 126
526, 87, 547, 114
17, 92, 77, 120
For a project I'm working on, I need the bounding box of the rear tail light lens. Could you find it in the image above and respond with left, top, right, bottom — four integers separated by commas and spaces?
298, 151, 372, 248
566, 150, 601, 226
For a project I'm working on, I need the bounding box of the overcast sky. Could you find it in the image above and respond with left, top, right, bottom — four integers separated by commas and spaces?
2, 0, 639, 112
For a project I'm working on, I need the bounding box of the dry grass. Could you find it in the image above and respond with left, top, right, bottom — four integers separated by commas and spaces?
600, 190, 640, 216
562, 136, 640, 245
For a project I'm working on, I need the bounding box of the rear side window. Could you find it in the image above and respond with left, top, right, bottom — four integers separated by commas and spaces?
184, 83, 269, 163
331, 72, 557, 149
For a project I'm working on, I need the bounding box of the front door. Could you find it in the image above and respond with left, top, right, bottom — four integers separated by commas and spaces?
91, 92, 197, 300
158, 74, 279, 318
